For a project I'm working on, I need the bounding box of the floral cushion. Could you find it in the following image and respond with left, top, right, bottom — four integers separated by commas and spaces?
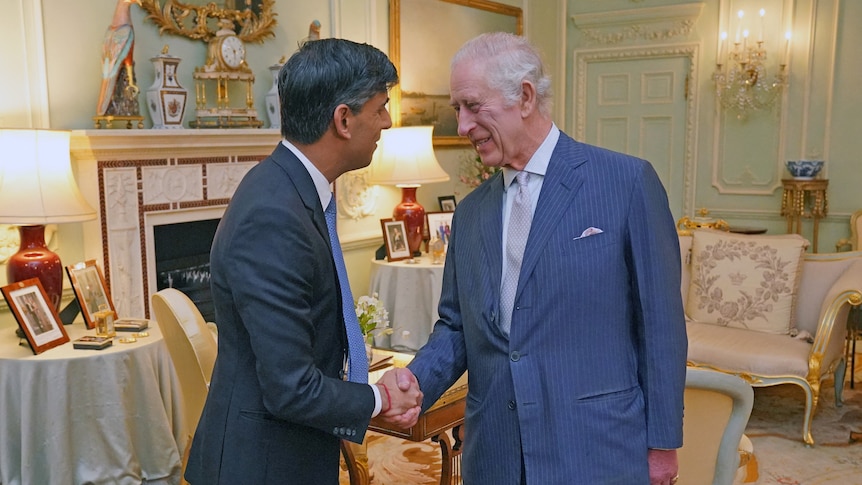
686, 229, 808, 334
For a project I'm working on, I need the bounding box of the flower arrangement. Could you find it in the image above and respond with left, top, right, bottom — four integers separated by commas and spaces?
458, 151, 500, 189
355, 293, 392, 344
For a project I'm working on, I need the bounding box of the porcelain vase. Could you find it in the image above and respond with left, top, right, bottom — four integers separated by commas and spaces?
146, 50, 188, 129
265, 62, 283, 129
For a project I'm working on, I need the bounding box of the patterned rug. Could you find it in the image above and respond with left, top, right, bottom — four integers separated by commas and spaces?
745, 379, 862, 484
341, 377, 862, 485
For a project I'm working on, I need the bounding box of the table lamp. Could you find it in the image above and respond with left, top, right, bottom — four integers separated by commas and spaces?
0, 129, 97, 311
367, 126, 449, 256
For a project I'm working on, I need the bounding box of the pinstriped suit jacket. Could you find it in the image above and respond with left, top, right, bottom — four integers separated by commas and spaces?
408, 133, 687, 484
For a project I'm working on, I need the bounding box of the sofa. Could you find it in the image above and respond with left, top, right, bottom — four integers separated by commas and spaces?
680, 229, 862, 446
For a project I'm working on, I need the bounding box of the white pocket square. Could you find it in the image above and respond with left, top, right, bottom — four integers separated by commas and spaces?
574, 227, 604, 240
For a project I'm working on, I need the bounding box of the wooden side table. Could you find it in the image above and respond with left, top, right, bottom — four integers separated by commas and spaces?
780, 179, 828, 252
369, 352, 468, 485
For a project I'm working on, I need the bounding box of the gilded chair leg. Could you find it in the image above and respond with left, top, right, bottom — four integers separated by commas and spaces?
802, 383, 816, 447
340, 439, 370, 485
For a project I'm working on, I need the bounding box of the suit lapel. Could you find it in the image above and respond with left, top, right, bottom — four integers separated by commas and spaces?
269, 143, 330, 245
517, 136, 588, 296
481, 172, 505, 301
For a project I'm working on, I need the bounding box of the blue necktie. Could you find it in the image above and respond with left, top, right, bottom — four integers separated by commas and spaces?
325, 197, 368, 382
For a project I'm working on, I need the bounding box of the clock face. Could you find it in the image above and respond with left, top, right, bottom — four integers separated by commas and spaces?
220, 35, 245, 69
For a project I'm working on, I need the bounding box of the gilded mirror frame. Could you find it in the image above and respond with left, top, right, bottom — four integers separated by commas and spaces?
389, 0, 523, 146
139, 0, 277, 44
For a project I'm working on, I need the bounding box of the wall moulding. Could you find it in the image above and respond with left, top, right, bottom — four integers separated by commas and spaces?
571, 3, 705, 45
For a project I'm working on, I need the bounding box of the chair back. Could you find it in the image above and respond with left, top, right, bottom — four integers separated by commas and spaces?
152, 288, 217, 432
678, 368, 754, 485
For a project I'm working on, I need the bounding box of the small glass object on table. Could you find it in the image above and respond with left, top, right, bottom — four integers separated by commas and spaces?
94, 303, 116, 338
430, 235, 445, 264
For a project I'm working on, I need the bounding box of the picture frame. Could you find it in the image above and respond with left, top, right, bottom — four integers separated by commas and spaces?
389, 0, 523, 145
426, 211, 455, 247
1, 278, 69, 354
66, 260, 117, 330
380, 218, 412, 262
438, 195, 457, 211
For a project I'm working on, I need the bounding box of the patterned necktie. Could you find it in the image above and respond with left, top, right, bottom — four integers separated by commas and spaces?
324, 197, 368, 382
500, 171, 532, 335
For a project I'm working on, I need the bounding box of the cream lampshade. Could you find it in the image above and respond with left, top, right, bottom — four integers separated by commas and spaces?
367, 126, 449, 256
0, 129, 97, 310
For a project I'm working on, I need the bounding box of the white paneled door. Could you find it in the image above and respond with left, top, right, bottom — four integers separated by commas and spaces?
582, 56, 690, 220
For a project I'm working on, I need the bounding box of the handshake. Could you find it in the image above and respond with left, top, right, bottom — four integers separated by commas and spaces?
374, 368, 423, 429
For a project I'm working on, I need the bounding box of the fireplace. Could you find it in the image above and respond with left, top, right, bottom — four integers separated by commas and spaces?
152, 217, 220, 323
69, 129, 380, 321
71, 129, 280, 319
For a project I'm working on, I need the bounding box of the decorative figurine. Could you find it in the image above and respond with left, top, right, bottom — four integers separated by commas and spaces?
94, 0, 144, 129
146, 45, 188, 129
308, 20, 321, 41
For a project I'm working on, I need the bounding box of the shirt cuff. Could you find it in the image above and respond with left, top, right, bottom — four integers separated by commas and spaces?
370, 383, 382, 417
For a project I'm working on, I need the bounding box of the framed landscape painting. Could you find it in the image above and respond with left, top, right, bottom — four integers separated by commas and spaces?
389, 0, 522, 145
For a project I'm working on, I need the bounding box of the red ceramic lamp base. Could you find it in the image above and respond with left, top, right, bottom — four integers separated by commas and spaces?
393, 186, 425, 257
6, 225, 63, 311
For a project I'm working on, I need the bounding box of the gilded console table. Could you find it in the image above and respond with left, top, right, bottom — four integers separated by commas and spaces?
780, 179, 828, 252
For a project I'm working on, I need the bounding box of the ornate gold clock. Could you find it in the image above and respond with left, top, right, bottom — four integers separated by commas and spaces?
190, 20, 262, 128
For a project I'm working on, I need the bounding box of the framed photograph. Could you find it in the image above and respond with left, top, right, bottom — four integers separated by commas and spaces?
1, 278, 69, 354
66, 260, 116, 330
380, 218, 412, 262
426, 211, 455, 247
438, 195, 457, 212
389, 0, 522, 145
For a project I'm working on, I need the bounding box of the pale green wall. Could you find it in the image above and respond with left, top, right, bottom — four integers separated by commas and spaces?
566, 0, 861, 251
0, 0, 859, 329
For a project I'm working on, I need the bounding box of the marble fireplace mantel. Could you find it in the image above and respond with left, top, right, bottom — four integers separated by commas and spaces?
70, 129, 282, 319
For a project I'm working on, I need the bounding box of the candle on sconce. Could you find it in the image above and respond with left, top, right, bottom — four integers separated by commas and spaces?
759, 9, 765, 42
743, 29, 749, 52
717, 31, 728, 63
782, 31, 792, 65
736, 10, 744, 43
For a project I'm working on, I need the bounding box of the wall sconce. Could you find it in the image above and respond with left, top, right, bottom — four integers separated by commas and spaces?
367, 126, 449, 257
0, 129, 97, 310
714, 9, 790, 119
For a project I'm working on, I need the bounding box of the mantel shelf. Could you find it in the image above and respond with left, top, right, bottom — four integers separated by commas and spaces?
71, 128, 282, 161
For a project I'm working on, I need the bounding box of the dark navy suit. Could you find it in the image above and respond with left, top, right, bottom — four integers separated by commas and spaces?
408, 133, 687, 484
185, 143, 374, 484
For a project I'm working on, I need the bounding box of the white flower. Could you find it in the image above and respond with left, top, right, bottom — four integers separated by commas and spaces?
355, 292, 392, 341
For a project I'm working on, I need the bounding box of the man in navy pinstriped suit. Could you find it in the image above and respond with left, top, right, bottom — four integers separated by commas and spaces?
185, 39, 422, 485
403, 33, 688, 484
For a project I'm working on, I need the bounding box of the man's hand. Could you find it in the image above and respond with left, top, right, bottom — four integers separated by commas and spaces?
648, 449, 679, 485
375, 368, 423, 429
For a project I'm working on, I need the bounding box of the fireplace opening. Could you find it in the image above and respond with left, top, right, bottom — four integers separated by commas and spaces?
153, 218, 219, 323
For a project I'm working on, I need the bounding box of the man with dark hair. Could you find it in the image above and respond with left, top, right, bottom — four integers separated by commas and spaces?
185, 38, 422, 485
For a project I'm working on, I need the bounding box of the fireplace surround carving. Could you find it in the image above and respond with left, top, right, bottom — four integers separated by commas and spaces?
71, 129, 280, 318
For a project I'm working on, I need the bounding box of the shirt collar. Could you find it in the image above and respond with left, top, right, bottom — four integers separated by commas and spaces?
502, 124, 560, 191
281, 139, 332, 211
